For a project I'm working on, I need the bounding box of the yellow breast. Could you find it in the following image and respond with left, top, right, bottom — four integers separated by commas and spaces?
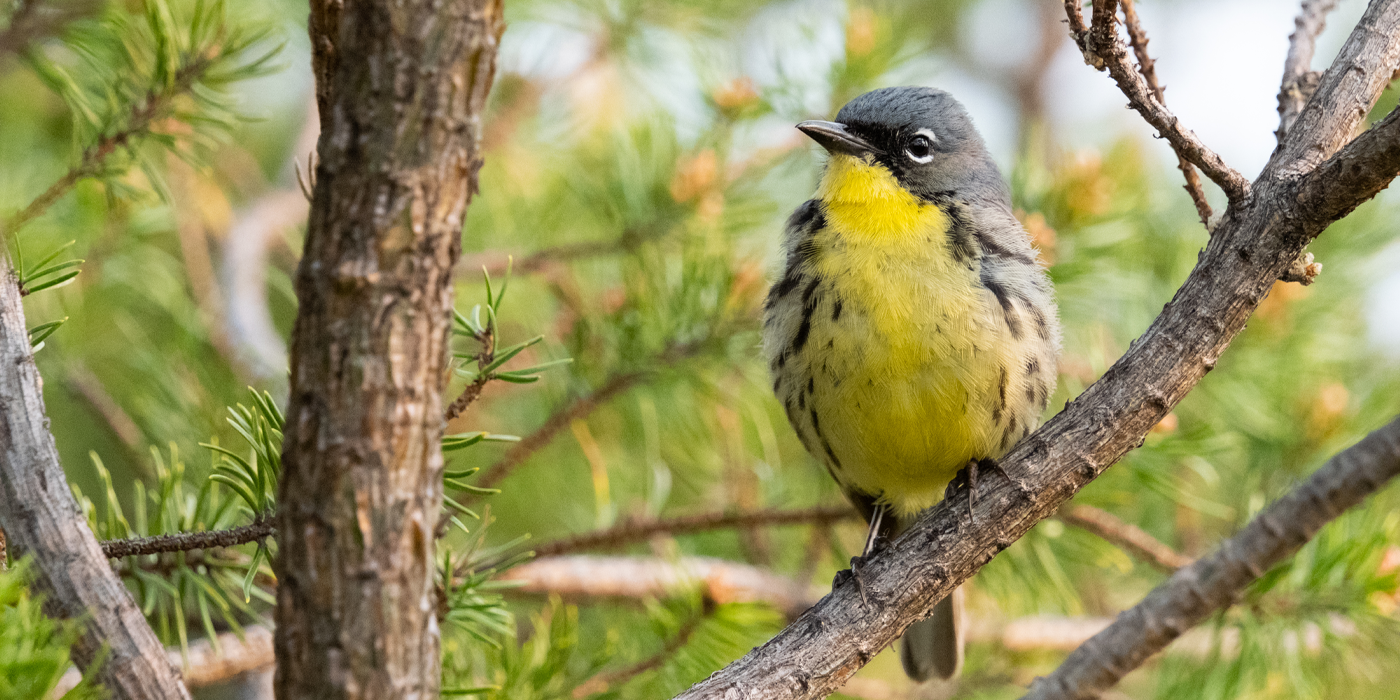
777, 155, 1020, 517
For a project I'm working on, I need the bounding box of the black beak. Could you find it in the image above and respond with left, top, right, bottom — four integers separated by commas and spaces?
796, 120, 882, 156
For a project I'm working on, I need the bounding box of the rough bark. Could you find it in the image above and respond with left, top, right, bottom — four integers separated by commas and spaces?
1277, 0, 1342, 141
273, 2, 504, 699
0, 261, 190, 700
672, 2, 1400, 698
1023, 417, 1400, 699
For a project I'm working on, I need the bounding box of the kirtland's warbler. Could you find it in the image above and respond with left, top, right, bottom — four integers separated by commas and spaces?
763, 87, 1061, 681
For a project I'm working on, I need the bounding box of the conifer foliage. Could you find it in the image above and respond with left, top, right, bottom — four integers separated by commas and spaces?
1, 1, 1399, 700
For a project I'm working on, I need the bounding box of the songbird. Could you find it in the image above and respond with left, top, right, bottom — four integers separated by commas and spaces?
762, 86, 1061, 681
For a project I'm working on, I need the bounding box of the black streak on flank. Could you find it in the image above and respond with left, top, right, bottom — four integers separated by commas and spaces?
993, 365, 1008, 423
765, 273, 803, 310
1027, 358, 1040, 376
975, 229, 1035, 265
810, 406, 842, 470
1003, 415, 1019, 449
983, 278, 1022, 339
801, 277, 822, 306
1031, 304, 1052, 341
945, 206, 977, 265
832, 295, 843, 321
792, 278, 822, 353
793, 316, 812, 353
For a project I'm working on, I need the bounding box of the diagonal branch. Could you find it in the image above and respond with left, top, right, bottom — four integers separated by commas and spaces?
1275, 0, 1400, 173
1023, 417, 1400, 700
474, 339, 711, 491
1066, 0, 1251, 202
0, 261, 190, 700
1278, 0, 1342, 142
1059, 505, 1191, 573
671, 4, 1400, 698
1118, 0, 1213, 227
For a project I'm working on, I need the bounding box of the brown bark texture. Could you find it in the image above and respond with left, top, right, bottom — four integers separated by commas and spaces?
673, 1, 1400, 697
1024, 416, 1400, 700
273, 2, 504, 699
0, 262, 191, 700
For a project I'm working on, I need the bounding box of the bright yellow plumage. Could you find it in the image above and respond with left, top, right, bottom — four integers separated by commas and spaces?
767, 155, 1042, 518
771, 86, 1060, 683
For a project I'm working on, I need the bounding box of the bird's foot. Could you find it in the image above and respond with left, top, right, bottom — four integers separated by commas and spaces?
839, 554, 874, 608
946, 457, 1010, 523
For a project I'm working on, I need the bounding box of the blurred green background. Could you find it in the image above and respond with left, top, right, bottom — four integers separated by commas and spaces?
4, 1, 1400, 699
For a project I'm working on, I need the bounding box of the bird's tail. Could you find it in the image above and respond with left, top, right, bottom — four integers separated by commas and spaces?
900, 585, 964, 681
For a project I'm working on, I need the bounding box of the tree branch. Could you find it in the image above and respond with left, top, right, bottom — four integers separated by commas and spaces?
530, 505, 856, 560
474, 340, 710, 490
1024, 417, 1400, 700
1278, 0, 1342, 142
0, 261, 190, 700
2, 50, 219, 239
0, 0, 99, 58
100, 519, 274, 559
672, 4, 1400, 698
1274, 0, 1400, 174
54, 624, 275, 697
500, 555, 820, 619
1118, 0, 1213, 227
1066, 0, 1251, 202
1059, 505, 1192, 573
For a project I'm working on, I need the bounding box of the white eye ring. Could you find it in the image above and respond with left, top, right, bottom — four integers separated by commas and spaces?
905, 128, 937, 164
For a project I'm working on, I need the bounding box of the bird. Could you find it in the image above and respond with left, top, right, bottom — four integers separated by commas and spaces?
762, 86, 1061, 681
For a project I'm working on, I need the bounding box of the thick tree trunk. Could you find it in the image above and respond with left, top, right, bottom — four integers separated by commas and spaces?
0, 261, 191, 700
274, 2, 504, 698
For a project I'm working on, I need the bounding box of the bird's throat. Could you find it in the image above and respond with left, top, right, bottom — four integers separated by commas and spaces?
815, 154, 945, 241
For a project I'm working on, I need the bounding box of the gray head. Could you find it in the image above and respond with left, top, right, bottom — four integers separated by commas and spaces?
798, 87, 1008, 204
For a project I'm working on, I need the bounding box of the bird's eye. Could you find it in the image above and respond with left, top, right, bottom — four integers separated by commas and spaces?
905, 129, 936, 164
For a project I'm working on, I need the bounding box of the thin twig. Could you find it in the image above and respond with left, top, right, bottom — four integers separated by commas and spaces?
1066, 0, 1251, 202
474, 340, 709, 490
2, 52, 219, 239
1118, 0, 1213, 227
445, 325, 495, 422
1058, 505, 1192, 573
1278, 0, 1342, 142
1024, 416, 1400, 700
0, 0, 99, 58
100, 519, 274, 559
525, 505, 855, 563
498, 555, 820, 619
573, 598, 715, 698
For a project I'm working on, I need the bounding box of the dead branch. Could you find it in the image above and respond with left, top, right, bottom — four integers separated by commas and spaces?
671, 3, 1400, 697
469, 505, 857, 574
1067, 0, 1251, 202
100, 519, 274, 559
1059, 505, 1192, 573
0, 261, 190, 700
53, 624, 275, 698
221, 189, 307, 381
1118, 0, 1213, 227
500, 555, 821, 619
1278, 0, 1343, 141
1024, 416, 1400, 700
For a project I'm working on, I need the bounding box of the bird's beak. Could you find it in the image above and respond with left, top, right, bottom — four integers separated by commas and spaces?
796, 120, 883, 156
